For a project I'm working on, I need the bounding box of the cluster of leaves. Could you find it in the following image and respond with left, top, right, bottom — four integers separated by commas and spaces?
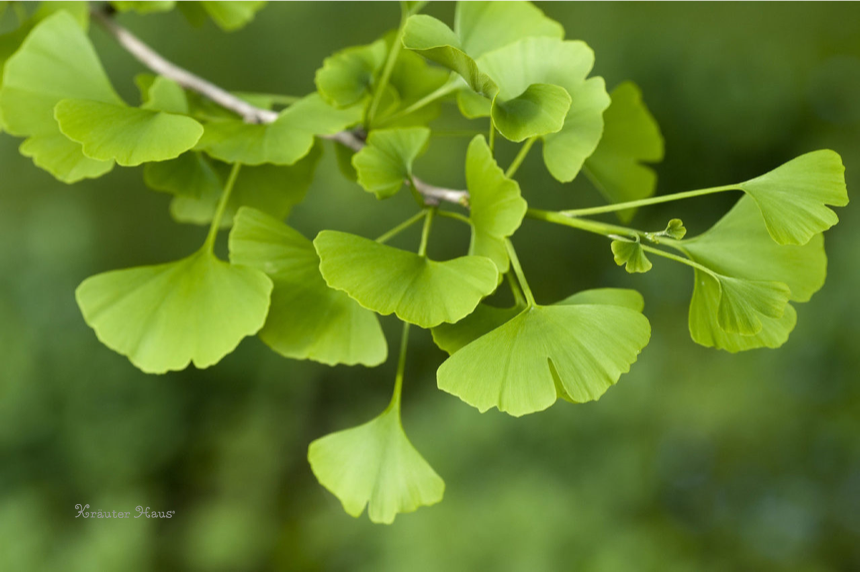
0, 1, 848, 524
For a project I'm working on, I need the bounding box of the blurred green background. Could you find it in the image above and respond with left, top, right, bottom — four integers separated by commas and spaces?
1, 2, 859, 570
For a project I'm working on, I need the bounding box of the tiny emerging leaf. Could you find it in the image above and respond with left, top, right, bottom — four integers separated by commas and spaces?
611, 238, 652, 274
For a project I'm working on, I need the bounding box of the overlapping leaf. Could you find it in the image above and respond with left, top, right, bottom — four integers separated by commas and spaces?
465, 136, 527, 272
352, 128, 430, 199
229, 208, 387, 366
402, 3, 575, 142
679, 196, 827, 351
314, 231, 499, 328
584, 82, 664, 221
432, 288, 644, 355
477, 37, 610, 176
375, 48, 451, 127
55, 99, 203, 167
197, 94, 362, 165
308, 404, 444, 524
140, 76, 189, 114
735, 150, 848, 245
143, 152, 221, 199
170, 143, 322, 227
76, 249, 273, 374
0, 12, 120, 181
437, 302, 651, 417
315, 39, 387, 108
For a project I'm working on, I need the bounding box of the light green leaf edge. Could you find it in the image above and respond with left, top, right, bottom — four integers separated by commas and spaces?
352, 127, 430, 199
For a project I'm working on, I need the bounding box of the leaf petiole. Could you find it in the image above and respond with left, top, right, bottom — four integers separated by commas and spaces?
418, 207, 436, 256
435, 210, 471, 226
367, 2, 409, 125
561, 185, 737, 217
506, 271, 528, 308
205, 162, 242, 252
505, 239, 536, 307
376, 210, 427, 244
388, 320, 411, 412
376, 76, 460, 127
505, 137, 536, 178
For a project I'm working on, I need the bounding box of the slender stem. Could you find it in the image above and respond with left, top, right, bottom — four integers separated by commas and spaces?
639, 244, 717, 277
436, 210, 471, 226
505, 239, 536, 307
206, 163, 242, 251
389, 321, 411, 411
376, 210, 427, 244
430, 129, 485, 138
488, 123, 496, 154
505, 137, 536, 178
376, 77, 459, 127
561, 185, 738, 217
506, 271, 527, 308
527, 208, 641, 240
418, 207, 436, 257
368, 3, 407, 125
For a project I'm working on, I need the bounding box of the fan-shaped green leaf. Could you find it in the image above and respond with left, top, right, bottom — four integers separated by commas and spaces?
179, 1, 266, 31
662, 219, 687, 240
465, 136, 527, 272
681, 196, 826, 351
437, 304, 651, 416
198, 94, 361, 165
454, 1, 563, 59
689, 270, 798, 353
171, 142, 322, 227
584, 82, 664, 222
110, 1, 175, 14
315, 39, 387, 108
432, 287, 644, 355
401, 15, 497, 98
143, 151, 221, 199
140, 76, 189, 114
308, 404, 444, 524
352, 128, 430, 199
55, 99, 203, 166
715, 276, 790, 335
477, 37, 609, 178
314, 230, 499, 328
375, 49, 451, 128
0, 12, 121, 182
737, 150, 848, 246
682, 196, 826, 303
490, 83, 571, 142
611, 238, 652, 274
76, 249, 273, 374
229, 208, 387, 366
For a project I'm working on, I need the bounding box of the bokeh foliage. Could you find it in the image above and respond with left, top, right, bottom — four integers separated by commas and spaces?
1, 2, 859, 570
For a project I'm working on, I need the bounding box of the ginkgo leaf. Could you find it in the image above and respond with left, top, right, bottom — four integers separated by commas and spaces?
179, 1, 266, 31
198, 94, 362, 165
140, 76, 189, 114
490, 83, 571, 142
401, 15, 497, 98
661, 219, 687, 240
455, 1, 563, 58
171, 142, 322, 227
110, 1, 176, 14
477, 37, 609, 176
432, 287, 644, 355
682, 196, 826, 302
55, 99, 203, 166
76, 249, 273, 374
681, 195, 827, 351
736, 150, 848, 246
0, 12, 121, 182
465, 136, 527, 272
143, 151, 221, 199
229, 207, 387, 366
315, 39, 387, 108
584, 82, 664, 222
352, 128, 430, 199
611, 238, 652, 274
689, 270, 798, 353
308, 404, 444, 524
314, 231, 499, 328
715, 276, 790, 335
437, 304, 651, 417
